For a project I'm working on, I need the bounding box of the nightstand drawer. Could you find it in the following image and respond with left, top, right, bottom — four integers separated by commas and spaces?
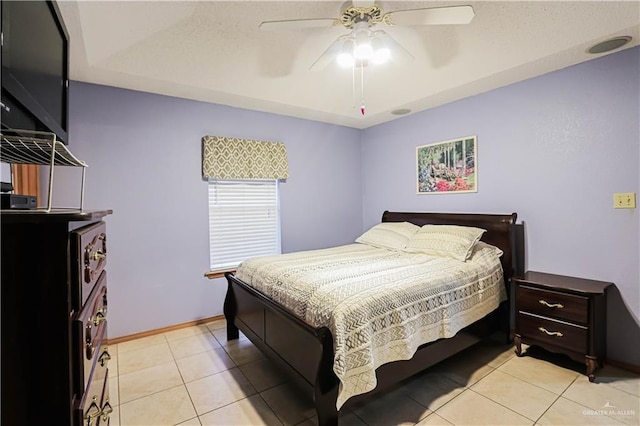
518, 312, 587, 354
518, 285, 588, 324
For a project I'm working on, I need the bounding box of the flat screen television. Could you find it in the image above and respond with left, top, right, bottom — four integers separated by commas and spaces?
1, 0, 70, 144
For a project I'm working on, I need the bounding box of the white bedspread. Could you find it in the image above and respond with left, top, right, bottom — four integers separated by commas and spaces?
235, 242, 507, 408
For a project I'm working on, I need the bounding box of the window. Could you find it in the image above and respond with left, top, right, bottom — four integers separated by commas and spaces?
201, 135, 288, 275
208, 179, 280, 271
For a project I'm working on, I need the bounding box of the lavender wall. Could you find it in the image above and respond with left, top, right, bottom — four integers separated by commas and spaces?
362, 47, 640, 365
61, 82, 363, 338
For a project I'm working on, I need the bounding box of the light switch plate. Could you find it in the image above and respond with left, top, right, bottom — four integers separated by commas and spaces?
613, 192, 636, 209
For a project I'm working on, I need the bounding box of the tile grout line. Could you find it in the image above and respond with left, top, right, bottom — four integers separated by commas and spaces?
465, 388, 536, 424
532, 393, 563, 426
421, 366, 528, 424
255, 391, 286, 426
169, 340, 200, 426
171, 327, 238, 424
115, 323, 234, 424
208, 321, 338, 425
182, 342, 266, 423
426, 383, 473, 424
557, 374, 639, 425
495, 363, 580, 395
470, 363, 574, 423
400, 386, 440, 422
116, 329, 202, 416
213, 323, 339, 425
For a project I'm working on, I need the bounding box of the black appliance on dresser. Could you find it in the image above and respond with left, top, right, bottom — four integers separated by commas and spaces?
1, 210, 114, 425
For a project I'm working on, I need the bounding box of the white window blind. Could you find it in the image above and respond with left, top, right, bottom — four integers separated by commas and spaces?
208, 179, 280, 271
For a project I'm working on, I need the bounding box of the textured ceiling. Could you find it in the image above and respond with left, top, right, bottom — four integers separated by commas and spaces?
57, 1, 640, 129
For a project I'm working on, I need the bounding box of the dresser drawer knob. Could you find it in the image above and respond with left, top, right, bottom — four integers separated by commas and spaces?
538, 327, 563, 337
92, 250, 106, 261
539, 299, 564, 309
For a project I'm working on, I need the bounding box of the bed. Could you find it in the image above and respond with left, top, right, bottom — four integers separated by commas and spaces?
224, 211, 522, 425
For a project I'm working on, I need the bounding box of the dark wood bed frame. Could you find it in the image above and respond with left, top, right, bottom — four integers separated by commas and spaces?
224, 211, 522, 425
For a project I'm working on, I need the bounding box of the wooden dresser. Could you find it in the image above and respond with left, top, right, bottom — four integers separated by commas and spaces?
513, 271, 613, 382
1, 210, 113, 425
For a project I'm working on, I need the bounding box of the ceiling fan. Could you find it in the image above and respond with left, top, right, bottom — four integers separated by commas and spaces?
259, 1, 475, 70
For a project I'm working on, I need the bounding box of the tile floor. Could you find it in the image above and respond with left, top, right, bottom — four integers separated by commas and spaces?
105, 319, 639, 426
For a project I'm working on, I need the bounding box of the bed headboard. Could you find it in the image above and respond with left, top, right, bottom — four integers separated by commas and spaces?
381, 211, 521, 286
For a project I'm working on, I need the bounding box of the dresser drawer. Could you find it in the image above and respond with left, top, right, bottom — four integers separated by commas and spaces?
517, 285, 588, 324
517, 312, 587, 354
74, 271, 109, 393
71, 221, 108, 310
74, 332, 110, 426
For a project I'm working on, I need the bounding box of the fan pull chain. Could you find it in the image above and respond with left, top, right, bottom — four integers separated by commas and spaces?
352, 64, 356, 111
360, 65, 366, 116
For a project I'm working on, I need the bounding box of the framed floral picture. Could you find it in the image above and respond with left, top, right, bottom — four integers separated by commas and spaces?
416, 136, 477, 194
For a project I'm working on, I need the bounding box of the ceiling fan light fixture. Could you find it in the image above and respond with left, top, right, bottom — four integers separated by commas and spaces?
261, 2, 477, 114
371, 37, 390, 64
337, 52, 355, 68
354, 25, 373, 60
355, 43, 373, 60
337, 39, 356, 68
372, 47, 390, 64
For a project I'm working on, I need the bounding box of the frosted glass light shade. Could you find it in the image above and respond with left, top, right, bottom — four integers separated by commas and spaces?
337, 52, 355, 67
354, 28, 373, 60
355, 43, 373, 59
371, 37, 390, 64
337, 39, 355, 68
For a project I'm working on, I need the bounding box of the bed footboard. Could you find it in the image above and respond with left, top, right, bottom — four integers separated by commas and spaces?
224, 272, 340, 425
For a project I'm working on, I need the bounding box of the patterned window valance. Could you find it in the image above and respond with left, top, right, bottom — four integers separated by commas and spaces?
202, 136, 289, 180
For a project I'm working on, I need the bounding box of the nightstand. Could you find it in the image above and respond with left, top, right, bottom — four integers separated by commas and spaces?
513, 271, 613, 382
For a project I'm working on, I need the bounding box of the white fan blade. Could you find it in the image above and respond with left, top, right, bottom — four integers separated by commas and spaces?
259, 18, 337, 31
385, 5, 475, 26
309, 36, 347, 71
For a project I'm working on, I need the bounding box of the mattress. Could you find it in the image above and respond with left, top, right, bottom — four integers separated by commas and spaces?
235, 241, 507, 408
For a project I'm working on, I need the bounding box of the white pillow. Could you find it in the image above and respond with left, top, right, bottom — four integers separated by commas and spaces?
469, 241, 504, 260
404, 224, 486, 261
356, 221, 420, 251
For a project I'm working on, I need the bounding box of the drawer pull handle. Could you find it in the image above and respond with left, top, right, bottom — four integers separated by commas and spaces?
92, 250, 106, 261
84, 267, 95, 284
85, 321, 95, 360
101, 400, 113, 422
86, 340, 95, 360
538, 327, 563, 337
85, 397, 101, 426
98, 349, 111, 367
539, 300, 564, 309
92, 309, 106, 326
84, 233, 107, 283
